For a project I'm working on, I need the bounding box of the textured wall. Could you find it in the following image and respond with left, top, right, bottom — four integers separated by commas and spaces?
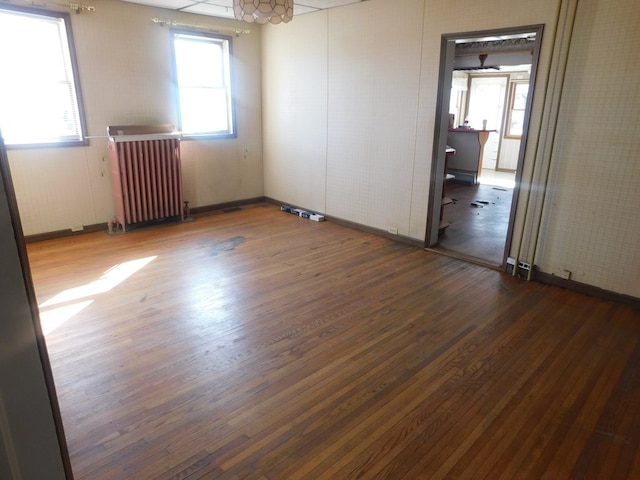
534, 0, 640, 297
7, 0, 640, 297
262, 0, 640, 297
7, 0, 264, 236
262, 11, 328, 214
262, 0, 558, 238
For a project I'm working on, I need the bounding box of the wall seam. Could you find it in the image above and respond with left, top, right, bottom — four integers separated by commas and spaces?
324, 10, 329, 216
408, 0, 427, 238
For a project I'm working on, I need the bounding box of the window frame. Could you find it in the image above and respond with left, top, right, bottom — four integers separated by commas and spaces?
504, 81, 529, 139
0, 4, 88, 149
170, 29, 236, 140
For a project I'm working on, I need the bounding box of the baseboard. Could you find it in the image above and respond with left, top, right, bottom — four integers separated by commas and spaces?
24, 222, 108, 244
329, 216, 424, 248
24, 197, 268, 243
534, 269, 640, 310
264, 197, 424, 249
189, 197, 266, 216
23, 199, 639, 310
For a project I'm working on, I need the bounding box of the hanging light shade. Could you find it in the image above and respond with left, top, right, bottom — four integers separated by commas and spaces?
233, 0, 293, 24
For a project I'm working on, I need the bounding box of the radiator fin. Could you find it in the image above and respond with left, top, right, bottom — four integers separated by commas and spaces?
109, 132, 183, 232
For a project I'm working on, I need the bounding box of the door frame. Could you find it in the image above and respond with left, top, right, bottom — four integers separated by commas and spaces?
425, 24, 545, 269
0, 135, 74, 478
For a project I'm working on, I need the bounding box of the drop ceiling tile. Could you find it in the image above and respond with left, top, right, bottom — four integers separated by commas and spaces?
182, 2, 235, 18
295, 5, 321, 15
297, 0, 362, 9
119, 0, 362, 19
125, 0, 197, 10
202, 0, 233, 6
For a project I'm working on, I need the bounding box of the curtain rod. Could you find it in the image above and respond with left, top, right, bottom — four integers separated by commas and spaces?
0, 0, 94, 13
151, 17, 251, 36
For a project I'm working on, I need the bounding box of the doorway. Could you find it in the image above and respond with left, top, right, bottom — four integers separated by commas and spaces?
426, 25, 544, 268
466, 75, 508, 172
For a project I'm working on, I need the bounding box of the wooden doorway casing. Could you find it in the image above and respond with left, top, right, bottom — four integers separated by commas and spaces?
425, 25, 544, 269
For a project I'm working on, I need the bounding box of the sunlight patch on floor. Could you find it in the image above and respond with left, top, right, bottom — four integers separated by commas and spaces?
38, 255, 157, 335
479, 169, 516, 189
40, 300, 94, 335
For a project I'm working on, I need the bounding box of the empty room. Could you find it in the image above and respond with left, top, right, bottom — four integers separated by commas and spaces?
1, 0, 639, 479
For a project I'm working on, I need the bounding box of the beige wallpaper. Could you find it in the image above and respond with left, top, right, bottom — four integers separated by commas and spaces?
325, 0, 424, 235
262, 11, 328, 214
262, 0, 640, 297
6, 0, 640, 297
534, 0, 640, 297
263, 0, 559, 238
7, 0, 264, 236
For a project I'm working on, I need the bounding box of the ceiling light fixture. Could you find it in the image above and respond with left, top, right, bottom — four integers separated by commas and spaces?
233, 0, 293, 24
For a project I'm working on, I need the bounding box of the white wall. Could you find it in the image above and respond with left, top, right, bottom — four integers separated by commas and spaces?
6, 0, 640, 298
263, 0, 640, 298
7, 0, 264, 236
263, 0, 558, 238
325, 0, 424, 236
534, 0, 640, 297
262, 11, 328, 214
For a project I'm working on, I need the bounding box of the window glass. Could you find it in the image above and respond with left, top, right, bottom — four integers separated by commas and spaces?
172, 32, 235, 138
0, 6, 85, 147
506, 82, 529, 138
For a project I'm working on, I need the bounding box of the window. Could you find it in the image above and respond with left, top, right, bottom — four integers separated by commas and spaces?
505, 82, 529, 138
0, 6, 86, 147
172, 31, 235, 138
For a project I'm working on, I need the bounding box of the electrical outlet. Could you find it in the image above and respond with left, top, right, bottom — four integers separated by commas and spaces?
387, 227, 398, 235
518, 261, 531, 271
507, 257, 531, 271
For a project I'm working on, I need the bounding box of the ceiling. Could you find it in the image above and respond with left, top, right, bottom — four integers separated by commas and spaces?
120, 0, 365, 20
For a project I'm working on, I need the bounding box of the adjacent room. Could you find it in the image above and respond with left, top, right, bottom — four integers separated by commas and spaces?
1, 0, 639, 479
436, 32, 533, 266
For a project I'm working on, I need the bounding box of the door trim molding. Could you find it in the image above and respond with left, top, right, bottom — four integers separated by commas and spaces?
425, 24, 545, 272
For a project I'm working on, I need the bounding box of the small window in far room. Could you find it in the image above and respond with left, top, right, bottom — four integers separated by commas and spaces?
505, 82, 529, 139
171, 31, 235, 139
0, 5, 86, 147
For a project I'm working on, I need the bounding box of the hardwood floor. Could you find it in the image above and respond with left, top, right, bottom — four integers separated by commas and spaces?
27, 203, 640, 479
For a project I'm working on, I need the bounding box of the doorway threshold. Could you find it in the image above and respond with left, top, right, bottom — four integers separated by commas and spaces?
425, 245, 504, 272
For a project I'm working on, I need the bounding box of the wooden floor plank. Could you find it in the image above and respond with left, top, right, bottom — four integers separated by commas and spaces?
26, 203, 640, 480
